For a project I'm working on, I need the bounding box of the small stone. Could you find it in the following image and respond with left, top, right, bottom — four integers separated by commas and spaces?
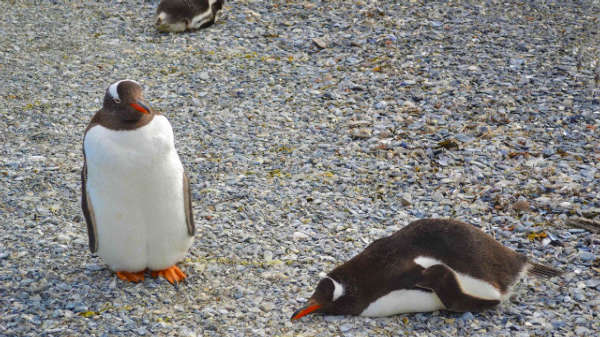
542, 147, 555, 157
85, 264, 103, 271
375, 101, 387, 109
324, 315, 345, 322
510, 58, 525, 68
292, 231, 310, 241
74, 304, 87, 313
350, 128, 372, 139
262, 271, 286, 280
516, 43, 529, 52
581, 208, 600, 218
575, 326, 590, 336
29, 155, 46, 162
56, 233, 71, 243
377, 130, 392, 139
340, 323, 353, 332
438, 139, 459, 150
460, 312, 474, 321
573, 292, 585, 301
244, 9, 261, 19
558, 201, 571, 209
312, 38, 327, 49
22, 314, 41, 325
579, 251, 595, 261
259, 302, 274, 312
346, 57, 360, 65
585, 279, 600, 288
263, 250, 273, 262
399, 195, 412, 206
348, 120, 372, 128
513, 200, 530, 212
535, 196, 552, 206
198, 72, 210, 80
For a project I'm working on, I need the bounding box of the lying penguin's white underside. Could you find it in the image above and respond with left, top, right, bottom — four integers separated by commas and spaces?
361, 288, 446, 317
358, 256, 524, 317
84, 115, 192, 272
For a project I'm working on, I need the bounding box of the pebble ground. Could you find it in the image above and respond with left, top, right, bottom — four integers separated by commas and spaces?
1, 0, 599, 336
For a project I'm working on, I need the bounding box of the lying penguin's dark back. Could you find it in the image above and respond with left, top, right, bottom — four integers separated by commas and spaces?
396, 219, 528, 292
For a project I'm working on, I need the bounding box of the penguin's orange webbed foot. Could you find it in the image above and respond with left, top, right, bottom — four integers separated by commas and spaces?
150, 265, 186, 284
116, 270, 145, 283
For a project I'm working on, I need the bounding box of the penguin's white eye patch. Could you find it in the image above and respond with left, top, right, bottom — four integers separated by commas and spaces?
107, 79, 140, 102
108, 80, 124, 101
328, 277, 345, 301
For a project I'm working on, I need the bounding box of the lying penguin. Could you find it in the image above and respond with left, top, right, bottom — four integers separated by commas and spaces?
81, 79, 194, 284
292, 218, 561, 320
155, 0, 224, 32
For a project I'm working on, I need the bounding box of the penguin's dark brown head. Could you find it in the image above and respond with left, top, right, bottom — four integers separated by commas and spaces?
103, 80, 152, 122
291, 277, 348, 321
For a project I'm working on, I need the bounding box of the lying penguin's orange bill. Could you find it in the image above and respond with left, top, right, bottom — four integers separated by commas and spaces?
291, 303, 321, 320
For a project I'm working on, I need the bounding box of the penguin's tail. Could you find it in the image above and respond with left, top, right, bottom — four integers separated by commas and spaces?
527, 262, 563, 278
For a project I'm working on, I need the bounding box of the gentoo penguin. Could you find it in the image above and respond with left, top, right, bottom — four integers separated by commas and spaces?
155, 0, 224, 32
81, 79, 194, 284
291, 218, 561, 320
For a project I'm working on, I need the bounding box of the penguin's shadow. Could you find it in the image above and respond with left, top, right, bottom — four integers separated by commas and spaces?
148, 20, 225, 37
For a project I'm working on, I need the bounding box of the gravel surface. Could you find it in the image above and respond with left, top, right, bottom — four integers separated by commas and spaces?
1, 0, 600, 336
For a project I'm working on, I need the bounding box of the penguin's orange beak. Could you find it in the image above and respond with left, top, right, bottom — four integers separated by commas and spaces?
130, 100, 150, 114
291, 299, 321, 321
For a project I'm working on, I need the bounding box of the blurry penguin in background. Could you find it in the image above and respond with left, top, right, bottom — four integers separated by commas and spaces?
156, 0, 224, 32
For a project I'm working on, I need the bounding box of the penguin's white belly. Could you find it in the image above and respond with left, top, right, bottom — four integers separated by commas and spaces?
84, 116, 193, 272
360, 289, 446, 316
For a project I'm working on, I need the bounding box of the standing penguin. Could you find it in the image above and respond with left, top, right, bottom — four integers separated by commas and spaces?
155, 0, 224, 32
81, 79, 194, 284
291, 218, 561, 320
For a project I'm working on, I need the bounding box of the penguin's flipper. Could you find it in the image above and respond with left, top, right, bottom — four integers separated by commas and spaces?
81, 160, 98, 253
183, 171, 195, 236
416, 264, 501, 312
